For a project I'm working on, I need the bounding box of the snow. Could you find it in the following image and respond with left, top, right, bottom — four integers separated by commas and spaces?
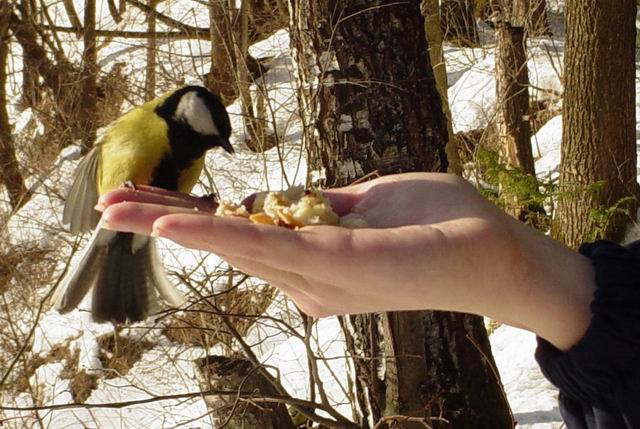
533, 115, 562, 179
448, 39, 564, 134
490, 326, 563, 429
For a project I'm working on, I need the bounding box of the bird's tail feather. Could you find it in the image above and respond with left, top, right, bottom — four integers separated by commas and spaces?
54, 229, 185, 324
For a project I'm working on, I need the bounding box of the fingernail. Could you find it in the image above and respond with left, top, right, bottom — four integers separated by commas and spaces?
94, 203, 106, 212
150, 227, 162, 238
98, 215, 112, 230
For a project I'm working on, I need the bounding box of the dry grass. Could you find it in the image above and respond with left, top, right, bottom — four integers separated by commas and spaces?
96, 333, 154, 380
68, 370, 98, 403
58, 348, 99, 403
12, 343, 72, 394
163, 284, 277, 349
0, 245, 52, 295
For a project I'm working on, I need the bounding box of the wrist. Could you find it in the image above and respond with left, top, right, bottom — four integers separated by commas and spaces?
506, 219, 596, 351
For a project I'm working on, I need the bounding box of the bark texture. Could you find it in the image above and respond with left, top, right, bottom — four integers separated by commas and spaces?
195, 356, 296, 429
289, 1, 512, 428
495, 24, 533, 175
207, 0, 237, 103
81, 0, 98, 152
0, 2, 29, 209
552, 0, 637, 248
421, 0, 462, 176
423, 312, 514, 428
293, 1, 448, 185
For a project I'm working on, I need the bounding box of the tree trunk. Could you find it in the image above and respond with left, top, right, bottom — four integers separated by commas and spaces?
489, 0, 550, 36
18, 0, 40, 110
80, 0, 98, 152
205, 0, 288, 105
0, 2, 29, 209
492, 7, 548, 225
423, 312, 514, 428
440, 0, 479, 47
207, 0, 237, 103
289, 2, 513, 428
552, 0, 637, 248
236, 0, 271, 152
496, 24, 532, 176
421, 0, 462, 176
195, 355, 296, 429
145, 0, 157, 100
9, 8, 76, 101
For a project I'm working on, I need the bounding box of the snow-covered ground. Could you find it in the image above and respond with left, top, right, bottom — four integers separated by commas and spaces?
1, 1, 635, 428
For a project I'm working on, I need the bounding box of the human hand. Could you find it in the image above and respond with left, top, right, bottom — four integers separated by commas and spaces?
99, 173, 595, 350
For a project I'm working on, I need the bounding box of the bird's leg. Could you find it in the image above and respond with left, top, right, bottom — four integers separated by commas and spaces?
197, 192, 217, 203
194, 192, 218, 211
121, 180, 137, 190
113, 325, 122, 356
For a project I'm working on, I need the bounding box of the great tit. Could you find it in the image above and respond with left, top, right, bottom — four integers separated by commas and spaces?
53, 85, 233, 324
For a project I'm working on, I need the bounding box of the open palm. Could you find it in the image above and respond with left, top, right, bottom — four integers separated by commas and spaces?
100, 172, 594, 351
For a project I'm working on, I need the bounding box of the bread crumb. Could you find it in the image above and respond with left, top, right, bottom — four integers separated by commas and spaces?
216, 186, 367, 229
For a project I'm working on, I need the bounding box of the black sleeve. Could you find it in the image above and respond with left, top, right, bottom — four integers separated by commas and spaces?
534, 240, 640, 429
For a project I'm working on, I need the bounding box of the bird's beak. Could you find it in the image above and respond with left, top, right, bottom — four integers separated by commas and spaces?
219, 138, 234, 154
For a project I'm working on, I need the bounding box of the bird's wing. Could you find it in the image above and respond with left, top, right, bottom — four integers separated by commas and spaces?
62, 146, 101, 234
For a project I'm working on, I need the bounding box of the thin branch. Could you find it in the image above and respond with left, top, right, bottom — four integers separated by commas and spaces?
125, 0, 209, 37
0, 389, 340, 412
61, 0, 82, 29
38, 25, 209, 40
373, 415, 447, 429
302, 314, 347, 424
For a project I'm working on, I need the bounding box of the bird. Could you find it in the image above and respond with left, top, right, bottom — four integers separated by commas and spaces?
53, 85, 233, 324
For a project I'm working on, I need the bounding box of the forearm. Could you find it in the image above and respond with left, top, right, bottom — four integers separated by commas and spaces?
504, 216, 596, 351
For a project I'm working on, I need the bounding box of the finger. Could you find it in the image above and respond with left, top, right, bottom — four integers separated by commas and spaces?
102, 201, 209, 235
153, 213, 456, 307
97, 188, 216, 212
132, 184, 196, 197
151, 214, 359, 279
220, 254, 332, 317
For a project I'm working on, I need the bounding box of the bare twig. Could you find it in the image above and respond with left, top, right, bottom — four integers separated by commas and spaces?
0, 388, 342, 412
39, 25, 210, 39
373, 415, 434, 429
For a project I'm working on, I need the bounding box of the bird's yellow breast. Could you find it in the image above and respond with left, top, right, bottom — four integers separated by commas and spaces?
96, 100, 205, 195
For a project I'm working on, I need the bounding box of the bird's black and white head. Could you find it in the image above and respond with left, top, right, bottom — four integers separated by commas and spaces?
155, 85, 233, 155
